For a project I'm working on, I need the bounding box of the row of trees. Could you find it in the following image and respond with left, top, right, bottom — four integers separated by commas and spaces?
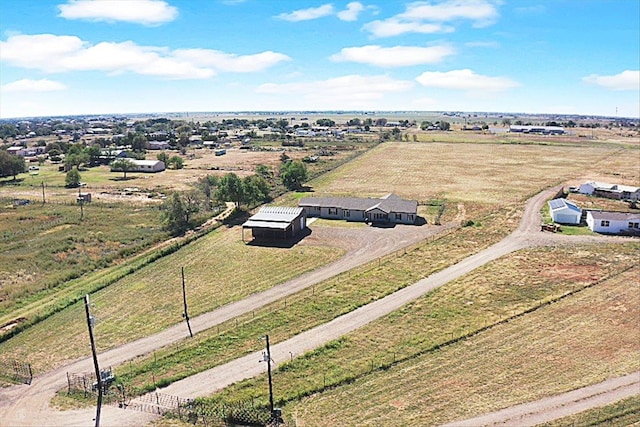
161, 159, 308, 235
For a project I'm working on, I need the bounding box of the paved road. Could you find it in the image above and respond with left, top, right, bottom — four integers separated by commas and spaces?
0, 186, 635, 426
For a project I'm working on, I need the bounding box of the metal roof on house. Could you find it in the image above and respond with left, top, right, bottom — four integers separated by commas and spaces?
548, 198, 581, 212
299, 194, 417, 214
248, 206, 304, 223
587, 211, 640, 221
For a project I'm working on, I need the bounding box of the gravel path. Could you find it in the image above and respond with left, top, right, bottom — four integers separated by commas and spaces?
440, 371, 640, 427
0, 186, 635, 426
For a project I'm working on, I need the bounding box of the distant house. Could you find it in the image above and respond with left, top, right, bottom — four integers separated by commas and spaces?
586, 211, 640, 235
509, 125, 565, 135
299, 194, 418, 225
242, 206, 307, 241
7, 146, 45, 157
147, 141, 170, 150
578, 181, 640, 201
548, 198, 582, 224
111, 159, 165, 173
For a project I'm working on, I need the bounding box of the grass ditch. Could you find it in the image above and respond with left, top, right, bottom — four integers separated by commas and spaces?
188, 243, 638, 426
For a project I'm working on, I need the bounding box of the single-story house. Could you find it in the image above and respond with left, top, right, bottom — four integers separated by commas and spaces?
111, 159, 165, 173
509, 125, 565, 135
578, 181, 640, 201
299, 194, 418, 225
586, 211, 640, 235
147, 141, 170, 150
7, 146, 45, 157
548, 198, 582, 224
242, 206, 307, 241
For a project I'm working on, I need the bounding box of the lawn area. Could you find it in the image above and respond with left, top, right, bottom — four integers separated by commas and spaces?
201, 243, 638, 426
0, 225, 344, 373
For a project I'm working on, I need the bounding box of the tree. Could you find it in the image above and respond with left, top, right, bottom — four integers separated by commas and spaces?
280, 160, 308, 190
85, 145, 102, 166
157, 152, 169, 164
111, 158, 135, 179
162, 193, 188, 235
315, 118, 335, 127
65, 167, 81, 188
131, 133, 148, 152
168, 155, 184, 169
64, 151, 90, 171
438, 121, 451, 131
215, 173, 244, 208
0, 151, 26, 180
243, 175, 271, 205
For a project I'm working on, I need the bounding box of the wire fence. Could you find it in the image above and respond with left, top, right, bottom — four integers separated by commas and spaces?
0, 359, 32, 385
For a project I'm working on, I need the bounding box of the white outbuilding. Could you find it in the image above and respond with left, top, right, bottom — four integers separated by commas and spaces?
548, 198, 582, 224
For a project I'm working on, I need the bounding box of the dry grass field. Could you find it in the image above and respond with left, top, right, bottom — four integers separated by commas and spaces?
290, 140, 639, 223
0, 225, 343, 373
211, 244, 638, 426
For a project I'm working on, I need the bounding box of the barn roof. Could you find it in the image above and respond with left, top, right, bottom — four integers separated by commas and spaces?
243, 206, 304, 230
249, 206, 304, 222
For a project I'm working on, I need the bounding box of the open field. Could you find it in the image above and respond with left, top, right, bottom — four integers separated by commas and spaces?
0, 224, 343, 373
281, 141, 639, 223
0, 200, 168, 318
1, 136, 638, 425
202, 245, 638, 426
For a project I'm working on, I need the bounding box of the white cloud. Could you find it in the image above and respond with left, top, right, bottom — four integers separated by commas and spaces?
416, 69, 519, 92
275, 4, 335, 22
1, 79, 67, 92
331, 45, 454, 67
173, 49, 291, 72
583, 70, 640, 91
337, 2, 365, 21
0, 34, 289, 79
57, 0, 178, 26
363, 0, 500, 37
363, 19, 453, 37
257, 74, 413, 107
400, 0, 500, 27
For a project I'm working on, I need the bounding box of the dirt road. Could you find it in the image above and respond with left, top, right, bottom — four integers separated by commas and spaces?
0, 186, 635, 426
440, 371, 640, 426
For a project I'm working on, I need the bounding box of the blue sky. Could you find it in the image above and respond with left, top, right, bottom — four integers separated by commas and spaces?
0, 0, 638, 119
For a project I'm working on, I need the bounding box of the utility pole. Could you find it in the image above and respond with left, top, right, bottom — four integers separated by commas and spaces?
84, 294, 102, 427
181, 267, 193, 338
41, 181, 46, 204
262, 335, 275, 419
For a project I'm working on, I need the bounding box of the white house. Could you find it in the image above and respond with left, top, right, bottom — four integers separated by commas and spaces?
586, 211, 640, 235
548, 198, 582, 224
578, 181, 640, 201
111, 159, 165, 173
